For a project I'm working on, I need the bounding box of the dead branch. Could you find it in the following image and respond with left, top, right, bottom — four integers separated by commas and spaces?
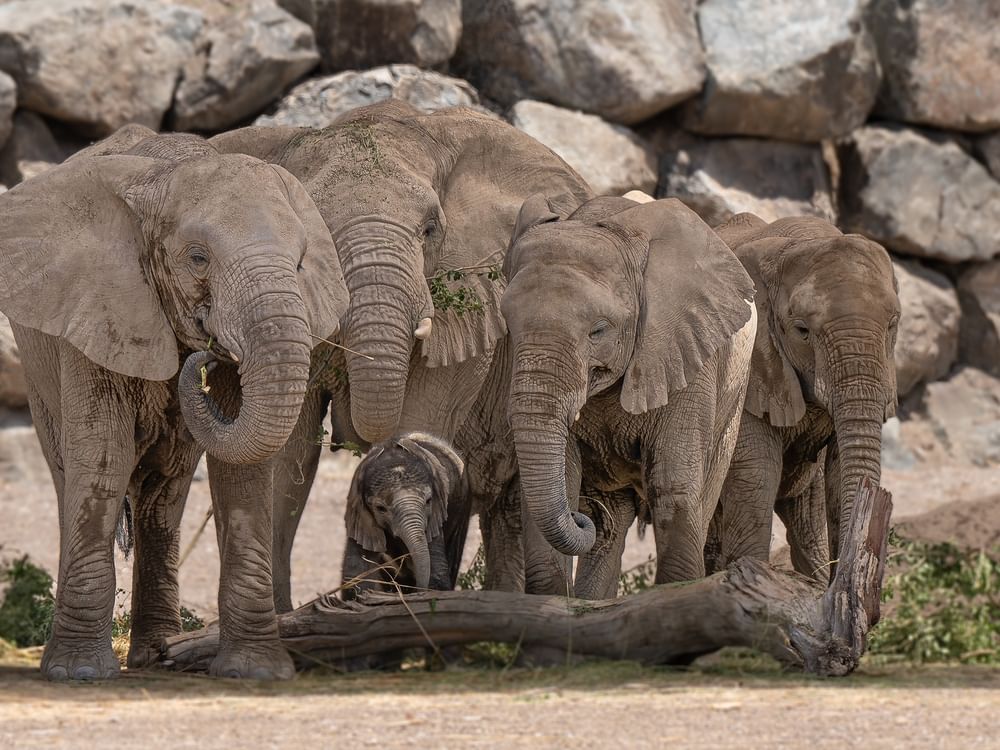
161, 479, 891, 677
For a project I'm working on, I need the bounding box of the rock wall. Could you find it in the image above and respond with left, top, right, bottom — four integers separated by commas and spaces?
0, 0, 998, 412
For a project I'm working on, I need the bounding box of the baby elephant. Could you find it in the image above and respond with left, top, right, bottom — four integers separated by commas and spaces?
342, 433, 469, 597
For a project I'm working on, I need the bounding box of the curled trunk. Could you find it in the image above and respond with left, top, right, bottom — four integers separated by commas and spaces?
509, 362, 595, 557
179, 291, 312, 465
392, 497, 431, 590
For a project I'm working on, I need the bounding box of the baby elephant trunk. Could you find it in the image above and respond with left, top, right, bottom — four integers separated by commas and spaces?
391, 494, 431, 590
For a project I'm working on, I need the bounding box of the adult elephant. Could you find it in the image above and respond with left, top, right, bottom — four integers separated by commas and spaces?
0, 134, 349, 680
459, 195, 758, 595
209, 100, 594, 611
705, 213, 899, 580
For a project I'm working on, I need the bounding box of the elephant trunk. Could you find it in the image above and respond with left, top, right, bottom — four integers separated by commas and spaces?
179, 263, 312, 465
509, 351, 596, 557
823, 322, 891, 558
391, 495, 431, 590
337, 223, 432, 443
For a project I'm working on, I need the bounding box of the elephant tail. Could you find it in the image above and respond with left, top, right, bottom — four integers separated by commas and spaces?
115, 495, 134, 561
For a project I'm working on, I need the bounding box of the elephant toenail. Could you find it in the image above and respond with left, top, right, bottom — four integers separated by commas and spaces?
47, 666, 69, 681
74, 666, 98, 681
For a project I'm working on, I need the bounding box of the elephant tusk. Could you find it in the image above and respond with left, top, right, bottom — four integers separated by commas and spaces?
574, 411, 580, 422
414, 317, 433, 340
229, 352, 240, 363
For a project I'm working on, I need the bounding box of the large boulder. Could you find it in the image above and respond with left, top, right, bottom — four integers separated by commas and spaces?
314, 0, 461, 72
682, 0, 879, 141
455, 0, 705, 125
0, 313, 26, 411
0, 0, 203, 136
658, 137, 835, 226
957, 261, 1000, 377
276, 0, 316, 25
509, 100, 656, 196
0, 71, 13, 149
837, 126, 1000, 263
0, 111, 78, 186
915, 368, 1000, 468
255, 64, 482, 128
893, 259, 960, 398
172, 0, 318, 132
866, 0, 1000, 132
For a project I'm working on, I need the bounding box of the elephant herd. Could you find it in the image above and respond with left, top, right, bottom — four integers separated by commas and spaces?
0, 100, 901, 682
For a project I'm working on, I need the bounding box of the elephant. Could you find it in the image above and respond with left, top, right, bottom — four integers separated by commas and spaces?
207, 100, 593, 611
341, 432, 468, 596
458, 195, 758, 596
0, 132, 349, 680
705, 213, 899, 581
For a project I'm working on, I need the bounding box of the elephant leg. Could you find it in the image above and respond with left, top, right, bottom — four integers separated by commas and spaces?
716, 416, 784, 567
480, 480, 525, 593
126, 446, 201, 668
775, 463, 830, 583
42, 357, 136, 681
575, 488, 637, 600
206, 456, 293, 680
703, 504, 725, 575
428, 534, 453, 591
271, 387, 329, 613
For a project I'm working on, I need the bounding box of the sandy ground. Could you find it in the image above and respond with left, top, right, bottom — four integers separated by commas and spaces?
0, 660, 998, 749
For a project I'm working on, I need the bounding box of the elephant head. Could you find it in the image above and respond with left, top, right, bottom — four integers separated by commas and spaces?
716, 213, 900, 554
345, 432, 464, 589
500, 196, 757, 556
0, 147, 349, 464
210, 101, 593, 443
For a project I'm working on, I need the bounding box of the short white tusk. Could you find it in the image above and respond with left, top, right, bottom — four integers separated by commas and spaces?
414, 317, 433, 340
229, 352, 240, 363
574, 411, 581, 422
622, 189, 655, 204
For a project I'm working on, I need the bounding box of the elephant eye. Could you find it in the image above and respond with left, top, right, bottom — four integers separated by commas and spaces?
792, 320, 809, 340
422, 217, 439, 238
589, 319, 611, 340
187, 244, 210, 269
374, 503, 388, 514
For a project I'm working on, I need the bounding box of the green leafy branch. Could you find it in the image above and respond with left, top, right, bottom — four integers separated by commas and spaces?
427, 264, 502, 317
315, 429, 365, 458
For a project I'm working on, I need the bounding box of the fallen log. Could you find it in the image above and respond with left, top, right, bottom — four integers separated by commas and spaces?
161, 478, 891, 677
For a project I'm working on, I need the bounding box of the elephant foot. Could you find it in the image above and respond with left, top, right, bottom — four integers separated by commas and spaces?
126, 638, 165, 670
209, 642, 295, 680
41, 638, 120, 681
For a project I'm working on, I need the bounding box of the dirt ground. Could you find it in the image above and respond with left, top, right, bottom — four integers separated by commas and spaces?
0, 657, 998, 749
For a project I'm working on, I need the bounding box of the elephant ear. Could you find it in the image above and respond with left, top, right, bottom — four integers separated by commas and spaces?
734, 237, 807, 427
396, 433, 465, 541
0, 154, 178, 381
604, 198, 757, 415
345, 446, 387, 552
271, 165, 350, 340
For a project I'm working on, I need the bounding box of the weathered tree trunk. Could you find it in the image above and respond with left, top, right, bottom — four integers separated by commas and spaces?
161, 479, 891, 677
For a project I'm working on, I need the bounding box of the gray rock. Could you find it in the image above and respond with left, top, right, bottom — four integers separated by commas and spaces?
0, 312, 26, 411
976, 132, 1000, 181
455, 0, 705, 125
867, 0, 1000, 132
173, 0, 318, 132
658, 137, 835, 226
0, 0, 202, 136
918, 368, 1000, 468
509, 100, 656, 196
893, 258, 960, 398
0, 71, 13, 149
315, 0, 461, 72
957, 261, 1000, 377
0, 111, 78, 186
683, 0, 879, 141
837, 125, 1000, 262
255, 64, 482, 128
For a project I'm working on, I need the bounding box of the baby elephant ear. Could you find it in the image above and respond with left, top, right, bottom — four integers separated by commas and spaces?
396, 433, 464, 541
0, 154, 178, 381
270, 165, 350, 340
502, 193, 563, 278
345, 449, 387, 553
607, 199, 757, 415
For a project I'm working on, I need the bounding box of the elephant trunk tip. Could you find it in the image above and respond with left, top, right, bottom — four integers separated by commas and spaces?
551, 511, 597, 556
